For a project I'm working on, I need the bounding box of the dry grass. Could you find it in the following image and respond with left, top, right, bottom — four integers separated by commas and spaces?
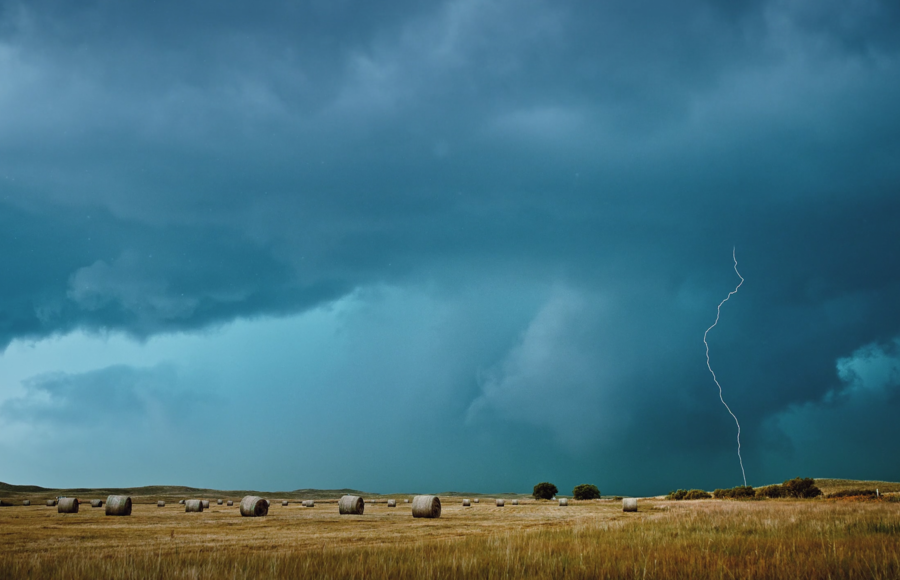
815, 479, 900, 495
1, 496, 899, 579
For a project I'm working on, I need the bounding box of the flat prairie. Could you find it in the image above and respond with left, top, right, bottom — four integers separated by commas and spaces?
1, 492, 898, 579
0, 498, 599, 554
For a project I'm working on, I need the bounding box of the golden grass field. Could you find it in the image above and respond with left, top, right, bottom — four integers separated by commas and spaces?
1, 480, 898, 579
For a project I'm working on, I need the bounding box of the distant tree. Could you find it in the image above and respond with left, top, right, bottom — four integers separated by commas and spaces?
781, 477, 821, 499
573, 484, 601, 500
533, 482, 558, 500
667, 489, 688, 500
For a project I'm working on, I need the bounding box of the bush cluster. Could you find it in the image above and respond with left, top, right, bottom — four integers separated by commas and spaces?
781, 477, 822, 498
572, 484, 601, 500
666, 489, 712, 500
532, 482, 558, 500
713, 486, 756, 499
755, 478, 822, 499
755, 485, 788, 498
711, 477, 823, 499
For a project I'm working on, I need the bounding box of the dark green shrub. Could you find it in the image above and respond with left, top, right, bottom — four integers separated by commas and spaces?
668, 489, 711, 500
756, 485, 788, 498
713, 486, 756, 499
781, 477, 822, 498
533, 482, 558, 500
572, 484, 601, 500
733, 486, 756, 499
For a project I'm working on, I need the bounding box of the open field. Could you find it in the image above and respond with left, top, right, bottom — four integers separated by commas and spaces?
814, 479, 900, 495
1, 482, 899, 579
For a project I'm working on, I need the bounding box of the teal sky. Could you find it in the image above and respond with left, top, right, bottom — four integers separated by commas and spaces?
1, 0, 899, 495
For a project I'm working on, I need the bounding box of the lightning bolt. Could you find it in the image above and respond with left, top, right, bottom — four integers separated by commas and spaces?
703, 247, 746, 487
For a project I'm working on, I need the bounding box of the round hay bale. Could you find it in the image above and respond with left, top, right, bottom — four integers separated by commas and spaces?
307, 500, 315, 507
387, 499, 396, 507
0, 500, 12, 507
623, 498, 637, 512
178, 500, 185, 505
227, 500, 234, 506
185, 500, 203, 513
512, 499, 519, 505
559, 498, 568, 506
157, 501, 165, 507
201, 500, 210, 509
462, 499, 471, 506
105, 496, 132, 516
411, 495, 441, 519
22, 500, 30, 506
46, 499, 57, 507
338, 495, 365, 515
495, 499, 505, 507
240, 496, 268, 517
90, 499, 103, 508
58, 498, 79, 513
282, 500, 289, 506
404, 499, 409, 503
217, 499, 223, 505
474, 498, 479, 503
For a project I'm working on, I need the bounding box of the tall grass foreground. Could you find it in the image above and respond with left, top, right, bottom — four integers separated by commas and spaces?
2, 500, 898, 579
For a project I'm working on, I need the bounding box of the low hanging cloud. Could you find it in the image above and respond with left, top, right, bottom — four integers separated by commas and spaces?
1, 363, 204, 429
468, 288, 631, 449
763, 337, 900, 479
68, 252, 202, 321
834, 338, 900, 399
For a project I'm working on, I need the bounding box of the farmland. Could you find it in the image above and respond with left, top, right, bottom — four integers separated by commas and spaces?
1, 481, 898, 579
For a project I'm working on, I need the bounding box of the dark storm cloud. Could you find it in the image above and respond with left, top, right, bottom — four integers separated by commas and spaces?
0, 201, 340, 342
1, 0, 899, 490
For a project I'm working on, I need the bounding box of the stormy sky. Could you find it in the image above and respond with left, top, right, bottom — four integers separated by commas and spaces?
1, 0, 899, 496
